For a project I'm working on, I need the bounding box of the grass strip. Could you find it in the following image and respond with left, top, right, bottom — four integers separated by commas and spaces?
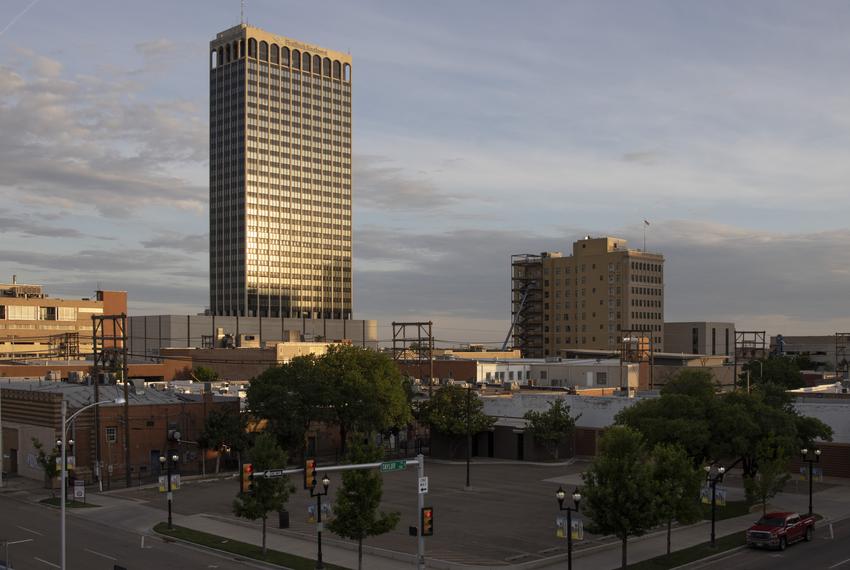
626, 531, 745, 569
39, 497, 98, 508
154, 522, 350, 570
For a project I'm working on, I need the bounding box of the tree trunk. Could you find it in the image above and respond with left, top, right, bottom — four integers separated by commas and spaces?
621, 535, 628, 569
339, 424, 348, 457
358, 537, 363, 570
215, 452, 221, 474
667, 519, 672, 555
262, 515, 267, 555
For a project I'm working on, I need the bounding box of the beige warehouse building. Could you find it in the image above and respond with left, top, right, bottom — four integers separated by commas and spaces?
0, 281, 126, 359
511, 236, 664, 357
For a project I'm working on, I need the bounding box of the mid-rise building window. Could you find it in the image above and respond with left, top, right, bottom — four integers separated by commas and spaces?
596, 372, 608, 386
106, 427, 117, 443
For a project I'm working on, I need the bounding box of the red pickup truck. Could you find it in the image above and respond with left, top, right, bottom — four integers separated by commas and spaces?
746, 512, 816, 550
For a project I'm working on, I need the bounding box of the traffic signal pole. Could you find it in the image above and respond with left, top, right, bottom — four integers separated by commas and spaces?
417, 453, 425, 570
253, 455, 428, 568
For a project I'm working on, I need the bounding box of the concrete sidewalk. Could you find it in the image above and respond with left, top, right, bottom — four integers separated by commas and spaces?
175, 512, 417, 570
535, 485, 850, 570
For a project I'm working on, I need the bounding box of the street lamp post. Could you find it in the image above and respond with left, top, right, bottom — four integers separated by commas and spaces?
60, 396, 124, 570
159, 453, 179, 529
555, 486, 581, 570
704, 465, 726, 548
309, 469, 330, 570
800, 448, 821, 515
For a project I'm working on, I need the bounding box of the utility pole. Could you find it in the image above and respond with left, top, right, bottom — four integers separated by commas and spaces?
417, 453, 425, 570
0, 384, 4, 488
466, 385, 471, 488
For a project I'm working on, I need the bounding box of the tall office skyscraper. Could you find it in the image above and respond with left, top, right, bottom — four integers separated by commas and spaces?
209, 24, 352, 319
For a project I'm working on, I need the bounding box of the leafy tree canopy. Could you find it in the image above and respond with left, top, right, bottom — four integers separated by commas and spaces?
327, 440, 400, 570
523, 399, 579, 460
246, 346, 412, 455
233, 433, 294, 553
418, 384, 495, 438
582, 426, 658, 569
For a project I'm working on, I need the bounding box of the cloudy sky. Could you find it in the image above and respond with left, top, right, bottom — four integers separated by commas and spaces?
2, 0, 850, 345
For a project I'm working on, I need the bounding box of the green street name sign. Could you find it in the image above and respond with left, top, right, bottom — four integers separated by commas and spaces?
380, 460, 407, 473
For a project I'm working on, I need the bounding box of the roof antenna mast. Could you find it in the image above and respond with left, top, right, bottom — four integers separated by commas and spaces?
241, 0, 246, 24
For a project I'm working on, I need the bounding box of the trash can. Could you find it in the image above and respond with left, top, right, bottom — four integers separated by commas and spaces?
278, 509, 290, 529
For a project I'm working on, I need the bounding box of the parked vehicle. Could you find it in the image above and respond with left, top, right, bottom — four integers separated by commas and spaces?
746, 511, 816, 550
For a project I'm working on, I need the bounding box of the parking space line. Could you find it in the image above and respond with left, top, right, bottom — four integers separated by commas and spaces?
33, 557, 60, 568
84, 548, 118, 561
17, 525, 43, 535
829, 558, 850, 569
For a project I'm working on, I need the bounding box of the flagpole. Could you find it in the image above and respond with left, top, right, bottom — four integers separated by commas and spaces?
643, 224, 646, 251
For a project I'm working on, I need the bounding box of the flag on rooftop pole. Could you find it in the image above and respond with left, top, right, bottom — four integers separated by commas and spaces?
644, 219, 650, 226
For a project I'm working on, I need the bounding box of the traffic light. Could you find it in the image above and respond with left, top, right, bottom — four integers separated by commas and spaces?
241, 463, 254, 494
421, 506, 434, 536
304, 458, 316, 489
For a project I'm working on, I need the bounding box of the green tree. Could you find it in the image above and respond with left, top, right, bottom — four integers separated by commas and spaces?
616, 370, 717, 465
418, 384, 495, 458
327, 441, 400, 570
523, 400, 579, 460
32, 437, 60, 496
582, 427, 658, 569
232, 433, 294, 555
247, 355, 324, 455
651, 443, 702, 555
199, 408, 246, 474
741, 356, 803, 390
744, 443, 791, 516
316, 345, 412, 455
192, 366, 220, 383
247, 346, 412, 457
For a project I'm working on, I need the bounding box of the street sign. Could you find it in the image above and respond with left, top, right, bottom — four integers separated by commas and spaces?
256, 469, 287, 478
380, 460, 407, 473
418, 476, 429, 494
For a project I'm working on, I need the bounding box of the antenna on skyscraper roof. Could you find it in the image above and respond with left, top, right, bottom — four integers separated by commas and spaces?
241, 0, 246, 24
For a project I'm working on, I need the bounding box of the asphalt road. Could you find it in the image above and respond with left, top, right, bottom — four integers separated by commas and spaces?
692, 517, 850, 570
0, 494, 274, 570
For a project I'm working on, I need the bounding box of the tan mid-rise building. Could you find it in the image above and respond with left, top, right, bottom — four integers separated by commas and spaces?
0, 281, 127, 359
511, 237, 664, 357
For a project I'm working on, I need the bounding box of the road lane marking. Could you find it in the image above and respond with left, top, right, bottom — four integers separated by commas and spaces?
84, 548, 117, 561
829, 558, 850, 569
17, 525, 43, 535
34, 557, 60, 568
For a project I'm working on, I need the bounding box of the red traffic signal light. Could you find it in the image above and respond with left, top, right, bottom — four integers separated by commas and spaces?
304, 458, 316, 489
241, 463, 254, 494
421, 506, 434, 536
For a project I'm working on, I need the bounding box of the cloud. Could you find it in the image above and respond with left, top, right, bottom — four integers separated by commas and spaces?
142, 232, 208, 254
354, 154, 463, 210
135, 38, 178, 58
0, 50, 207, 217
0, 215, 85, 238
354, 222, 850, 341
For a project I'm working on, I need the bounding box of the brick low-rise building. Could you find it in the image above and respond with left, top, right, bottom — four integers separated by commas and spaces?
0, 381, 238, 486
